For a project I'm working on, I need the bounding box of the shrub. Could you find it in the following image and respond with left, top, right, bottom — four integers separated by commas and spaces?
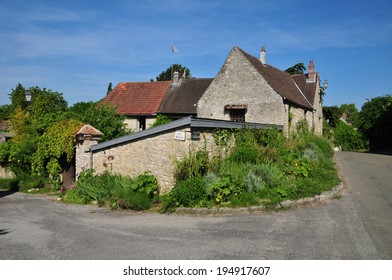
334, 120, 367, 151
162, 176, 207, 212
130, 171, 158, 198
174, 150, 208, 183
228, 146, 259, 164
244, 163, 284, 192
0, 178, 18, 191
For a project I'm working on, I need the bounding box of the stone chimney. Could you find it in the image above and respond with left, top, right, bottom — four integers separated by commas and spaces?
172, 71, 179, 85
260, 46, 266, 65
307, 60, 315, 82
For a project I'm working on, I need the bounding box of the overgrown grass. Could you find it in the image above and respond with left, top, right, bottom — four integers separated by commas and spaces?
162, 122, 340, 212
62, 170, 159, 211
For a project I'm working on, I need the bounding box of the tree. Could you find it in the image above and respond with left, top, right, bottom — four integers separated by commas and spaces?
154, 64, 191, 81
285, 63, 306, 75
323, 106, 341, 127
67, 101, 130, 142
339, 103, 359, 126
358, 94, 392, 151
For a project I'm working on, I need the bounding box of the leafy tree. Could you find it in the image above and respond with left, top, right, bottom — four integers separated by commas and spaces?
0, 104, 13, 121
339, 103, 359, 126
323, 106, 341, 127
154, 64, 191, 81
285, 63, 306, 75
8, 83, 28, 110
149, 114, 172, 128
67, 101, 130, 142
334, 120, 367, 151
358, 94, 392, 151
32, 119, 83, 188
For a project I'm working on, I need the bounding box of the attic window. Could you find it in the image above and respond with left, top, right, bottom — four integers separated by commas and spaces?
225, 105, 247, 122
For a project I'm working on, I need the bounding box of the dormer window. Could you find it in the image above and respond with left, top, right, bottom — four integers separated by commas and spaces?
224, 105, 247, 122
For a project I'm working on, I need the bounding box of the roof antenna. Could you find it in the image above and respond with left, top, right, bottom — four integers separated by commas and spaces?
170, 44, 178, 81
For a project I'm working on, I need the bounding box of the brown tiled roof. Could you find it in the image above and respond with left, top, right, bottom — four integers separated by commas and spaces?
292, 74, 317, 106
237, 47, 314, 110
102, 81, 171, 115
159, 78, 213, 115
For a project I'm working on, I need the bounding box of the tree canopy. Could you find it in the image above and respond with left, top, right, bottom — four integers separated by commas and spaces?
0, 84, 130, 190
154, 64, 191, 81
358, 94, 392, 151
285, 63, 306, 75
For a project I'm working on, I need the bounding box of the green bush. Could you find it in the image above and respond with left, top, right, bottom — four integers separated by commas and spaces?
162, 176, 207, 212
65, 170, 158, 211
228, 146, 259, 164
0, 177, 18, 191
334, 120, 367, 151
174, 150, 208, 183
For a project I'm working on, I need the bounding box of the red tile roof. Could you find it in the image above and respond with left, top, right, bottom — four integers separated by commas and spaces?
102, 81, 171, 115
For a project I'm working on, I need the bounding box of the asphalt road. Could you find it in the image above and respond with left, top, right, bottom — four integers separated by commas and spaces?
0, 151, 391, 259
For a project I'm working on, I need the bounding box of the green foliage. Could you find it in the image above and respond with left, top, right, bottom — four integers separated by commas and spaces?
130, 171, 159, 198
64, 170, 158, 211
0, 178, 18, 190
32, 119, 83, 182
358, 94, 392, 151
67, 101, 130, 142
334, 120, 367, 151
174, 150, 208, 183
154, 64, 191, 81
162, 127, 339, 212
149, 114, 172, 128
285, 63, 306, 75
162, 176, 208, 212
228, 146, 259, 164
323, 106, 341, 127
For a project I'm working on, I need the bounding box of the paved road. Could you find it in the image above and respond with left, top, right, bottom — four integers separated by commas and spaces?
334, 151, 392, 259
0, 151, 390, 259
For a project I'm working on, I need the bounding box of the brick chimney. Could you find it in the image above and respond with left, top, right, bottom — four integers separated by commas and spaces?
260, 46, 266, 65
307, 60, 315, 82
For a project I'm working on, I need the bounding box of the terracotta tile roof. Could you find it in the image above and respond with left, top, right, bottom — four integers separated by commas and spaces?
159, 78, 213, 115
102, 81, 171, 115
237, 47, 314, 110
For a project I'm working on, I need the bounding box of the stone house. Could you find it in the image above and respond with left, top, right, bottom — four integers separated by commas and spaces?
103, 45, 323, 135
197, 46, 323, 134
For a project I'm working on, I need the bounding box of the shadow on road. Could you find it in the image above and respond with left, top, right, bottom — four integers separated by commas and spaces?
0, 189, 17, 198
0, 229, 11, 235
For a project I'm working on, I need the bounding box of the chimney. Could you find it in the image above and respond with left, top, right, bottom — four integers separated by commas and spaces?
172, 71, 179, 85
307, 60, 315, 82
260, 46, 266, 65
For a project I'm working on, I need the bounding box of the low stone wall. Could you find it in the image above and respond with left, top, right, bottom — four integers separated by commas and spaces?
91, 127, 221, 193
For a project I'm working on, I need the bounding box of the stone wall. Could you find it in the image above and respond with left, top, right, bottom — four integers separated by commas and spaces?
0, 166, 13, 179
197, 47, 286, 127
91, 127, 221, 193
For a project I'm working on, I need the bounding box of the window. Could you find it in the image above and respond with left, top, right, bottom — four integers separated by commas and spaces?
225, 105, 247, 122
230, 109, 246, 122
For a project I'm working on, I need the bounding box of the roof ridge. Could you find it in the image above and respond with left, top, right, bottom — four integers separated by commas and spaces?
236, 46, 314, 110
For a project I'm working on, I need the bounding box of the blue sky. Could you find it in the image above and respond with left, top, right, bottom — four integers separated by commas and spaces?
0, 0, 391, 110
